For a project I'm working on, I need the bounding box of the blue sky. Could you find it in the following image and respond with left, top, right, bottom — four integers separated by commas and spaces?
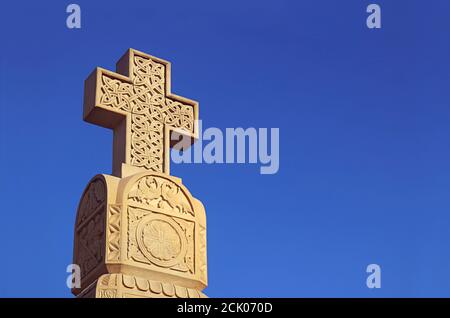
0, 0, 450, 297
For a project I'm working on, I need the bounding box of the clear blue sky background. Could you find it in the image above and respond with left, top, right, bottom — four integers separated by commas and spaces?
0, 0, 449, 297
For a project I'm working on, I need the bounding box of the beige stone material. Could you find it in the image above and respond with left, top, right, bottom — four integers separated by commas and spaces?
79, 274, 207, 298
72, 49, 207, 298
83, 48, 198, 178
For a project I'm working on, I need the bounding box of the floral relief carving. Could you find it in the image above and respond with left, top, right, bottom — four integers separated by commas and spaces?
141, 220, 181, 261
127, 176, 194, 216
128, 207, 194, 274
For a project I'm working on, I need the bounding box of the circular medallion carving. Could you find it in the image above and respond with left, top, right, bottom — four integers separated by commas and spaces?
136, 214, 187, 267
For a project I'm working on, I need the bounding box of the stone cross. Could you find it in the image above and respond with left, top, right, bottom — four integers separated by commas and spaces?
73, 49, 207, 298
84, 48, 198, 177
